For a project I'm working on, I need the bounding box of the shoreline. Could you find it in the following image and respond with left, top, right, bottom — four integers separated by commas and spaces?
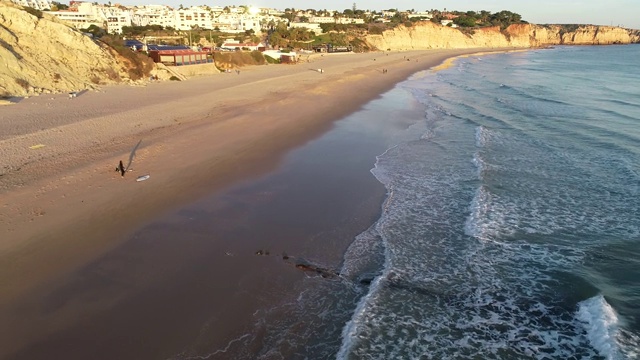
0, 48, 515, 357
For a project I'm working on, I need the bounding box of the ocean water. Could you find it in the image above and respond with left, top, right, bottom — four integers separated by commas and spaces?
338, 45, 640, 359
187, 46, 640, 360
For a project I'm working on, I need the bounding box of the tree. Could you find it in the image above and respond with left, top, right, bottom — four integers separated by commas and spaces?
82, 24, 107, 37
281, 12, 295, 22
489, 10, 522, 27
454, 15, 477, 28
52, 1, 68, 10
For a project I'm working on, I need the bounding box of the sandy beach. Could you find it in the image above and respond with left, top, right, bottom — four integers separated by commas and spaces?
0, 48, 506, 359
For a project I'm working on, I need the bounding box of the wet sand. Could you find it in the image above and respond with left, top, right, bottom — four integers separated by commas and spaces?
0, 48, 508, 359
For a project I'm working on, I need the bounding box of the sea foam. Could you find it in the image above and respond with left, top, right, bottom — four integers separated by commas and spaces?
576, 295, 624, 360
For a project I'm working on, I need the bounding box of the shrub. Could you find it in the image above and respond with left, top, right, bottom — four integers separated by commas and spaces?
368, 25, 386, 35
213, 50, 266, 68
264, 55, 279, 64
100, 35, 154, 81
249, 50, 265, 64
349, 38, 370, 53
15, 78, 30, 90
90, 75, 101, 84
458, 27, 476, 37
53, 73, 61, 81
104, 67, 120, 81
22, 6, 43, 19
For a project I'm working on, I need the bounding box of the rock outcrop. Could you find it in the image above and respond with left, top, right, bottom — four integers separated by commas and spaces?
0, 1, 151, 97
365, 22, 640, 51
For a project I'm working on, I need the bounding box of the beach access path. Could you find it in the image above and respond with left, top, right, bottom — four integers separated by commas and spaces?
0, 48, 509, 357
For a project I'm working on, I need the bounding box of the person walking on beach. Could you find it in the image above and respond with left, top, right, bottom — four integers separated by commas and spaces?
117, 160, 125, 177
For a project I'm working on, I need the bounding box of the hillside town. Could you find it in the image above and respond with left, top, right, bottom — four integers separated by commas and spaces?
9, 0, 442, 35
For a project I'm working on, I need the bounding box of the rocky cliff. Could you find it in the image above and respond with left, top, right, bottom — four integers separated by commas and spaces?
365, 22, 640, 51
0, 1, 151, 98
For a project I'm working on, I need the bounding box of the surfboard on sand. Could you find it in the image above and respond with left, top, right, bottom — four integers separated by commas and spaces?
136, 175, 150, 182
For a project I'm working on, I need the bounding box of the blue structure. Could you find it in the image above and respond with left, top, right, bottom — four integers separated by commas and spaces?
147, 45, 191, 51
124, 39, 145, 51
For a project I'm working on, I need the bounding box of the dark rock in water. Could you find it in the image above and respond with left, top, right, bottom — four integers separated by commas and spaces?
279, 253, 340, 279
255, 250, 264, 256
294, 263, 339, 279
358, 276, 375, 285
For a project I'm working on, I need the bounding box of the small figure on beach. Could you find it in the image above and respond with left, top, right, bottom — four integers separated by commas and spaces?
117, 160, 125, 177
116, 139, 142, 178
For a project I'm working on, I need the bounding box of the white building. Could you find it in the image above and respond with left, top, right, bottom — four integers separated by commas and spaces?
10, 0, 53, 10
310, 16, 335, 24
48, 3, 104, 29
289, 22, 322, 33
130, 5, 173, 28
381, 10, 396, 18
441, 19, 457, 27
220, 39, 265, 50
336, 17, 365, 24
210, 6, 225, 16
408, 11, 432, 20
172, 7, 213, 30
96, 6, 132, 34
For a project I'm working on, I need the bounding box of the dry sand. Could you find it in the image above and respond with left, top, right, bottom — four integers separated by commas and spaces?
0, 48, 508, 357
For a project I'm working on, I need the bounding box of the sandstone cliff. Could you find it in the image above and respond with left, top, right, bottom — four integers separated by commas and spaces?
0, 1, 151, 98
365, 22, 640, 51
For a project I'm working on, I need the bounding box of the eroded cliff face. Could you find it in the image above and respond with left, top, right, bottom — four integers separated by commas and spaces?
0, 2, 143, 97
366, 22, 640, 51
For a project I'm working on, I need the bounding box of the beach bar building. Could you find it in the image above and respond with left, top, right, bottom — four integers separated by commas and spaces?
148, 47, 212, 66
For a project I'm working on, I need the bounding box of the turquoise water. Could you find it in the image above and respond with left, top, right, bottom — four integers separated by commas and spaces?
183, 45, 640, 359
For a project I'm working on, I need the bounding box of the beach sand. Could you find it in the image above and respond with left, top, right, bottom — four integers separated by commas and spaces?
0, 48, 506, 359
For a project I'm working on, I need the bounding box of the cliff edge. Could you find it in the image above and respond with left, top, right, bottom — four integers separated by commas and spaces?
0, 1, 152, 98
365, 22, 640, 51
